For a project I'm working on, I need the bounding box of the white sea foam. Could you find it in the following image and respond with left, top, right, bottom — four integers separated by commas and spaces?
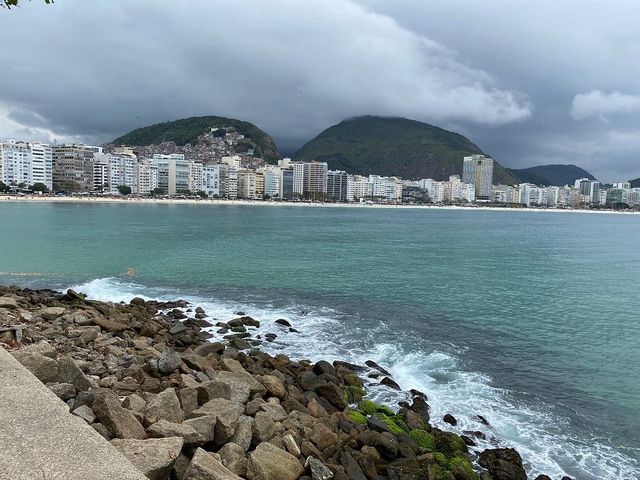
69, 277, 640, 480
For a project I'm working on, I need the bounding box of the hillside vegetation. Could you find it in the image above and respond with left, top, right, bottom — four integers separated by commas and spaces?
113, 116, 280, 163
509, 164, 596, 186
294, 116, 519, 184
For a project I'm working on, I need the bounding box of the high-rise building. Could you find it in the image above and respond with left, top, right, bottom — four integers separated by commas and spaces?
202, 164, 222, 197
237, 169, 257, 199
151, 154, 190, 195
30, 143, 53, 190
302, 161, 328, 200
280, 168, 293, 199
137, 159, 159, 195
462, 155, 494, 200
327, 170, 348, 201
0, 140, 32, 188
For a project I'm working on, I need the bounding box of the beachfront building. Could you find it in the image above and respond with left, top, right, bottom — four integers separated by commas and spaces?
258, 165, 281, 199
137, 160, 159, 194
574, 178, 600, 204
463, 155, 494, 200
351, 175, 372, 201
202, 164, 221, 197
237, 169, 257, 199
292, 161, 328, 200
151, 154, 190, 195
52, 144, 96, 192
30, 143, 53, 190
93, 152, 139, 194
0, 140, 53, 191
280, 168, 294, 199
327, 170, 349, 202
188, 161, 204, 193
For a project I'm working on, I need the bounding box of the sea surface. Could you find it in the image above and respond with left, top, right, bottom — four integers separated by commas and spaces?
1, 201, 638, 480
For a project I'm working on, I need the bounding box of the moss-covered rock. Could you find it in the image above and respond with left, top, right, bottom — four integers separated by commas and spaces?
346, 385, 365, 404
410, 429, 435, 450
349, 409, 367, 425
434, 430, 468, 456
359, 399, 379, 416
449, 455, 478, 480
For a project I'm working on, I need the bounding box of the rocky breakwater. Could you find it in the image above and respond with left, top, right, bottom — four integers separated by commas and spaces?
0, 286, 564, 480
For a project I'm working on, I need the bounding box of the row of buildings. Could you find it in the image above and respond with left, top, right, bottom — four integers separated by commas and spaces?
1, 139, 638, 207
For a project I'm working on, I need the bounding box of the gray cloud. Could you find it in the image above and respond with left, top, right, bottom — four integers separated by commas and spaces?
571, 90, 640, 121
0, 0, 638, 181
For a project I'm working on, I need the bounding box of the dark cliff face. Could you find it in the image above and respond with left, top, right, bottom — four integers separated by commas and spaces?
294, 116, 519, 184
112, 116, 280, 163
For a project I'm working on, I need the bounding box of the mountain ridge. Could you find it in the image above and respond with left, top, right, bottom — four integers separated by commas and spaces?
509, 164, 596, 186
293, 115, 519, 184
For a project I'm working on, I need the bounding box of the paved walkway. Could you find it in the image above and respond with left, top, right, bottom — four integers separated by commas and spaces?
0, 347, 147, 480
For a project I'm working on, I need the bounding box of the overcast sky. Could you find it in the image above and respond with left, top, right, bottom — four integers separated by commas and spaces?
1, 0, 639, 181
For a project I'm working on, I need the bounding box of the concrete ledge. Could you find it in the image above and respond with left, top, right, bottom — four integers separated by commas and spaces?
0, 347, 147, 480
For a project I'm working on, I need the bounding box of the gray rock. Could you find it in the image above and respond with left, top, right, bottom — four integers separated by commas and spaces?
210, 370, 267, 397
92, 390, 147, 439
247, 442, 304, 480
183, 415, 217, 443
283, 434, 301, 456
230, 415, 253, 452
56, 356, 91, 391
306, 457, 334, 480
11, 351, 59, 383
0, 296, 18, 309
178, 387, 199, 414
183, 447, 243, 480
41, 306, 66, 320
197, 379, 250, 405
157, 347, 182, 375
72, 404, 96, 424
144, 388, 184, 426
218, 442, 248, 477
111, 437, 184, 480
252, 411, 276, 443
48, 382, 76, 401
259, 402, 288, 422
17, 340, 57, 358
123, 394, 147, 423
147, 419, 205, 446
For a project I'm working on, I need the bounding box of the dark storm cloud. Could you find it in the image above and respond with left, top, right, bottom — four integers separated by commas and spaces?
0, 0, 638, 181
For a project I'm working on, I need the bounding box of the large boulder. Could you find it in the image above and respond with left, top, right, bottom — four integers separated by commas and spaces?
218, 442, 248, 477
158, 347, 182, 375
56, 356, 91, 391
147, 419, 205, 446
210, 370, 267, 397
247, 442, 304, 480
479, 448, 527, 480
309, 423, 338, 451
40, 306, 65, 320
197, 378, 250, 404
11, 351, 58, 383
0, 296, 18, 309
111, 437, 183, 480
183, 447, 243, 480
191, 398, 244, 447
144, 388, 184, 426
93, 390, 147, 439
183, 415, 217, 443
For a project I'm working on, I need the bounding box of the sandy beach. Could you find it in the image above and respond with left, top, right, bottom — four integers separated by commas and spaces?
1, 194, 638, 215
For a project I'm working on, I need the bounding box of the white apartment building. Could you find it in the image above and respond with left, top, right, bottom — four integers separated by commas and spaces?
202, 164, 222, 197
188, 162, 204, 193
259, 166, 281, 198
151, 154, 189, 195
292, 162, 305, 195
93, 153, 139, 194
221, 155, 242, 169
30, 143, 53, 190
0, 140, 54, 190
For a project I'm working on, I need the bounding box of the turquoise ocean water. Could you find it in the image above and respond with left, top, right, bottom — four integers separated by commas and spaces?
1, 201, 638, 479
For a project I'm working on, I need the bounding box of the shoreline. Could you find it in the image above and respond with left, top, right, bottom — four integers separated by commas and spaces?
0, 284, 552, 480
1, 194, 638, 215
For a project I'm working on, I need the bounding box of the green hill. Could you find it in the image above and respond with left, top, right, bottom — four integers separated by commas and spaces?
293, 116, 519, 184
630, 178, 640, 188
112, 116, 280, 163
509, 164, 596, 186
